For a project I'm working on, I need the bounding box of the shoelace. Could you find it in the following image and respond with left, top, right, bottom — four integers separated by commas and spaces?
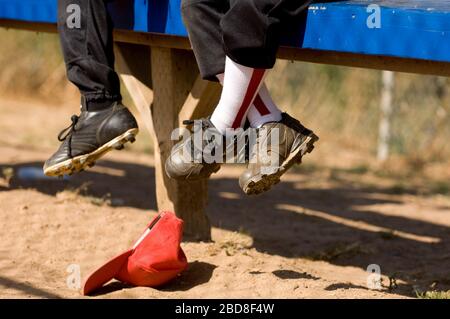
57, 115, 79, 157
58, 115, 79, 142
182, 119, 212, 131
183, 119, 249, 162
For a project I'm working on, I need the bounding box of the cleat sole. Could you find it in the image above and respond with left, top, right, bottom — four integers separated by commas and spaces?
243, 133, 319, 196
44, 128, 139, 177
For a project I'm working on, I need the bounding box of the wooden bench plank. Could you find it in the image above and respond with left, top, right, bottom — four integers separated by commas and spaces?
3, 19, 450, 78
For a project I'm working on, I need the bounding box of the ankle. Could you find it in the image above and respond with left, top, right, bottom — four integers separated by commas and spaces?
83, 96, 118, 112
210, 114, 229, 135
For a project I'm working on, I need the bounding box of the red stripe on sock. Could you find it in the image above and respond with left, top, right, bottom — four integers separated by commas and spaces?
232, 69, 266, 129
253, 94, 271, 116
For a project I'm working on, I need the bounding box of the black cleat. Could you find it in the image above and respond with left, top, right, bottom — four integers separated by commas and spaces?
43, 101, 139, 177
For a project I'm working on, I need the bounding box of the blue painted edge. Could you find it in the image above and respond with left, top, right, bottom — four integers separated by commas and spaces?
1, 0, 449, 63
301, 3, 450, 63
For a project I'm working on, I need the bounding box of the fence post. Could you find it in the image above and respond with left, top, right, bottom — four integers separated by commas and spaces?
377, 70, 395, 162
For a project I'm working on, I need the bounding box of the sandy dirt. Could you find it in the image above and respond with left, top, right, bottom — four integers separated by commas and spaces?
0, 97, 449, 299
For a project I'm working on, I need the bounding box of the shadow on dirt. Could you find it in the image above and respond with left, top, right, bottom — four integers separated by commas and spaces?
1, 159, 449, 297
90, 261, 217, 296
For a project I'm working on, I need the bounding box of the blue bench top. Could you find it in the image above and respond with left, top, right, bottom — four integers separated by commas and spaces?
1, 0, 450, 64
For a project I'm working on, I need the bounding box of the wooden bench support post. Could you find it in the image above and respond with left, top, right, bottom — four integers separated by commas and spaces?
178, 74, 222, 128
114, 42, 154, 134
115, 43, 220, 241
150, 47, 216, 241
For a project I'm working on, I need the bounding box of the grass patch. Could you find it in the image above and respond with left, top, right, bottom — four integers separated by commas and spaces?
416, 290, 450, 299
388, 183, 410, 195
310, 242, 372, 261
0, 167, 14, 187
292, 162, 318, 174
430, 181, 450, 195
343, 165, 370, 175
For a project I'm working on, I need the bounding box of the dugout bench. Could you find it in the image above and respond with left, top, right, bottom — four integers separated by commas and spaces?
1, 0, 450, 241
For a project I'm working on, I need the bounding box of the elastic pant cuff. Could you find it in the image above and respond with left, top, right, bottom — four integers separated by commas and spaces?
83, 93, 121, 111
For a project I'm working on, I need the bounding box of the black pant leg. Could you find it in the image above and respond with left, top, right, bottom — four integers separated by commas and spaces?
181, 0, 229, 81
222, 0, 312, 69
58, 0, 121, 108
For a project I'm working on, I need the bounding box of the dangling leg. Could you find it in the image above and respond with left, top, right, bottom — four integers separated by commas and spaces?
216, 74, 282, 128
44, 0, 138, 177
210, 57, 267, 134
167, 0, 318, 194
222, 0, 319, 195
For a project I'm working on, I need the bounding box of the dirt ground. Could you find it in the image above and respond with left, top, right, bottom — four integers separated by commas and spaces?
0, 96, 449, 299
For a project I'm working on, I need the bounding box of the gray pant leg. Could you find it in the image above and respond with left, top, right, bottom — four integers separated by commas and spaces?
222, 0, 313, 69
182, 0, 312, 78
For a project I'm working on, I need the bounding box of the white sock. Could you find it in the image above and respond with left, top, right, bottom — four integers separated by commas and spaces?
247, 83, 282, 128
210, 57, 267, 135
215, 76, 282, 129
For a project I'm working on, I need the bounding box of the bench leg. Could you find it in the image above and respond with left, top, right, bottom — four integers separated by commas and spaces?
114, 43, 154, 134
150, 47, 218, 241
178, 73, 222, 128
116, 43, 220, 241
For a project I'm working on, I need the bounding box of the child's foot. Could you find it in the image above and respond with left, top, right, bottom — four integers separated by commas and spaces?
43, 102, 138, 177
239, 113, 318, 195
165, 118, 223, 181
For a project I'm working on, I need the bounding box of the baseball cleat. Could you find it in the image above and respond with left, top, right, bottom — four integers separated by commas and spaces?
239, 113, 318, 195
44, 101, 138, 177
165, 118, 248, 181
165, 118, 223, 181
